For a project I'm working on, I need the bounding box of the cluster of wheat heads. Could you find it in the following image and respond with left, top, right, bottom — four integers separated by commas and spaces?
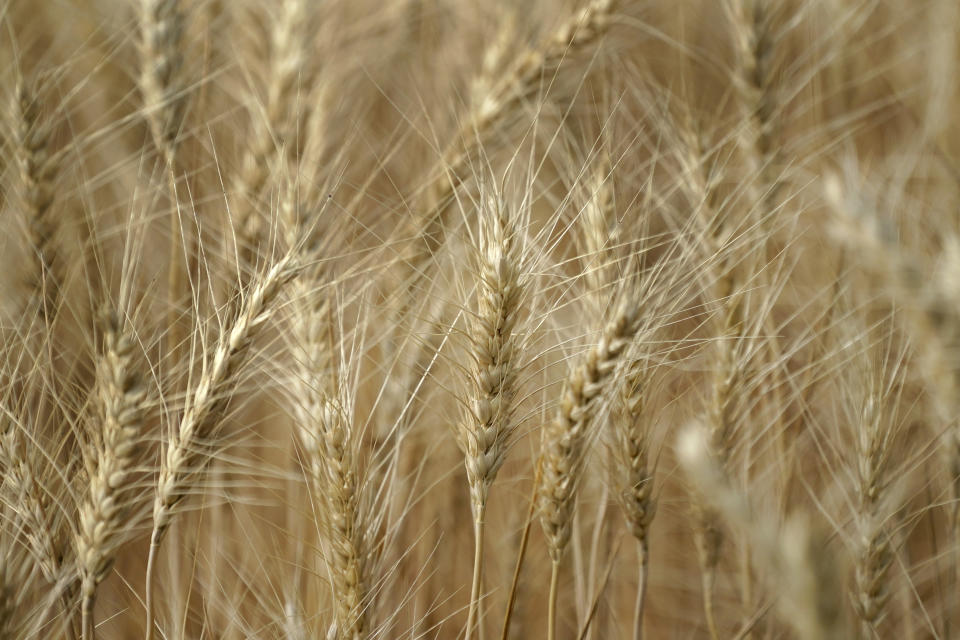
0, 0, 959, 638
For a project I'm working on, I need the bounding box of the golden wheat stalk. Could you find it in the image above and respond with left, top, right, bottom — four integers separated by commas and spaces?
145, 250, 298, 640
76, 310, 148, 640
538, 294, 641, 640
457, 190, 529, 639
614, 361, 655, 640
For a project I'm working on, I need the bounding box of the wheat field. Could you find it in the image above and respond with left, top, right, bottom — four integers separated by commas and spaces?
1, 0, 958, 638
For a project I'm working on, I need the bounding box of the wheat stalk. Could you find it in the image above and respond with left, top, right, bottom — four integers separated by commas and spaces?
76, 310, 148, 640
614, 361, 655, 640
457, 190, 529, 639
145, 250, 298, 640
538, 295, 640, 640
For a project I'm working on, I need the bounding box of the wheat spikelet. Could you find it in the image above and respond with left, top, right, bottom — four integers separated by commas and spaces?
305, 390, 370, 640
614, 359, 654, 637
281, 184, 371, 637
152, 251, 298, 539
538, 303, 639, 639
725, 0, 781, 200
852, 390, 895, 635
456, 189, 529, 639
0, 405, 61, 587
673, 110, 750, 639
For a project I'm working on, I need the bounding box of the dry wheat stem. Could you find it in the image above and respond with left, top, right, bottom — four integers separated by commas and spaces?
548, 559, 561, 640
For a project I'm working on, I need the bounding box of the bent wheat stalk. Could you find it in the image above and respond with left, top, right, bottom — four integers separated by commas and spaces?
144, 251, 298, 640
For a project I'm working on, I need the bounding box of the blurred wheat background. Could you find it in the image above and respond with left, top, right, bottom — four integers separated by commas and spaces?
1, 0, 958, 638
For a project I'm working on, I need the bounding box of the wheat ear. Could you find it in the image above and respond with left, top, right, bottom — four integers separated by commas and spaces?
674, 111, 751, 639
846, 339, 906, 638
301, 386, 370, 640
280, 180, 371, 638
458, 192, 528, 640
825, 174, 960, 620
853, 395, 895, 637
76, 311, 148, 640
232, 0, 308, 257
138, 0, 186, 168
11, 75, 60, 319
0, 408, 60, 587
145, 251, 298, 640
725, 0, 781, 203
138, 0, 188, 354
